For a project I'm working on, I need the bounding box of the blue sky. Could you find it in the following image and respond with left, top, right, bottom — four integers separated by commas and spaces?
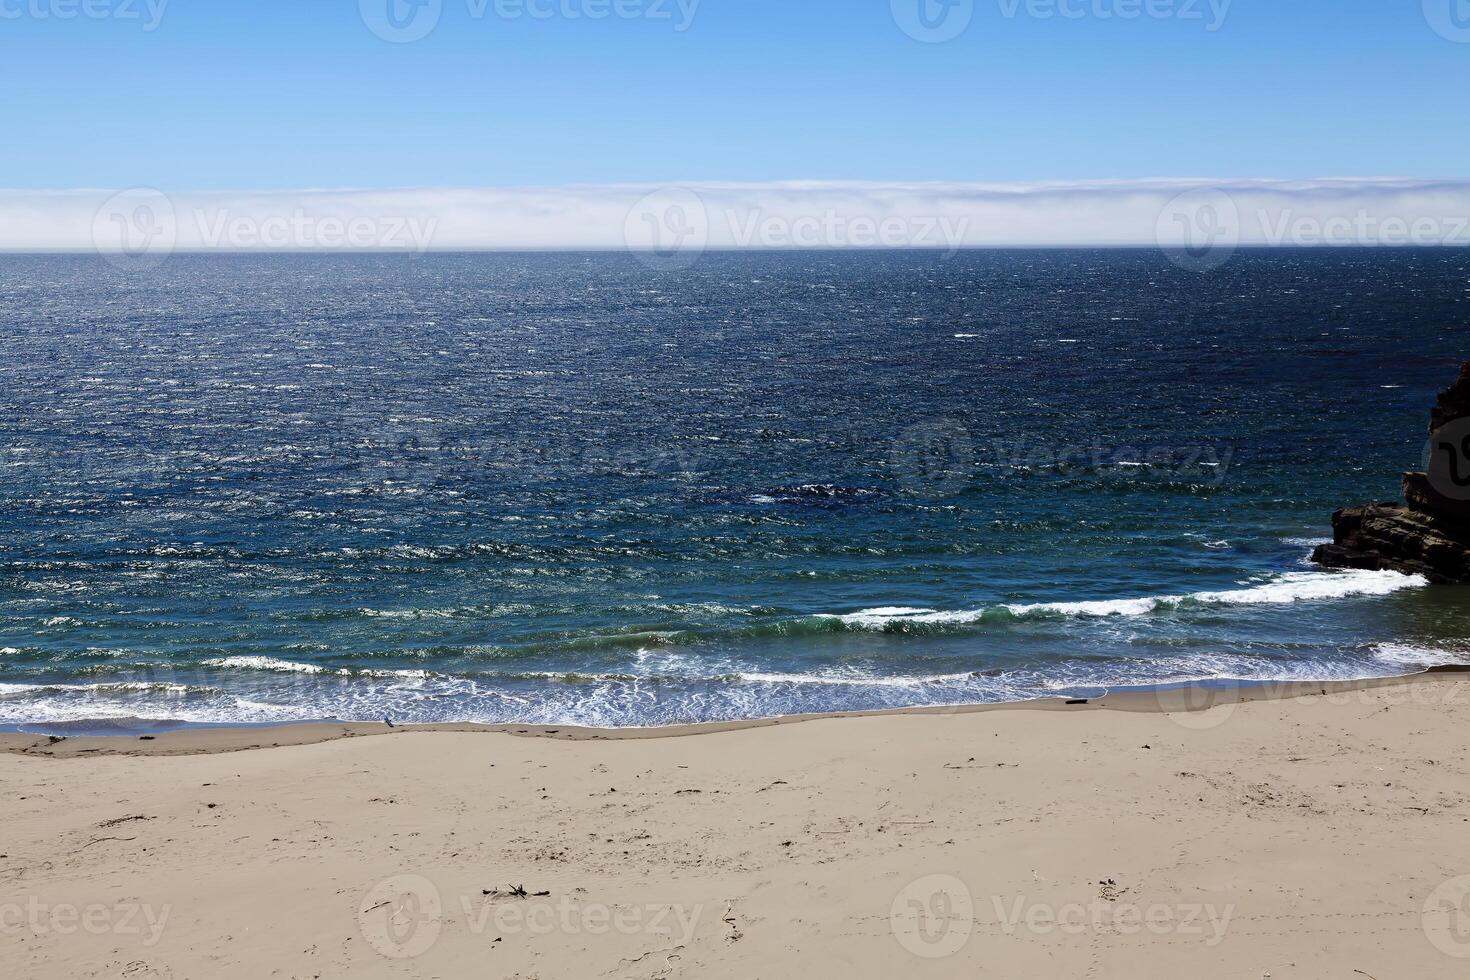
3, 0, 1468, 190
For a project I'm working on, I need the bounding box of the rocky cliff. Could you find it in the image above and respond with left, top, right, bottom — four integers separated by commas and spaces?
1313, 363, 1470, 584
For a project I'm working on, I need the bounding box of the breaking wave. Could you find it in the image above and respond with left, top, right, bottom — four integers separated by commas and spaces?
819, 569, 1427, 631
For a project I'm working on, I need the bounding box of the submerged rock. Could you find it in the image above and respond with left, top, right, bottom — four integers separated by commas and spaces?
1313, 363, 1470, 584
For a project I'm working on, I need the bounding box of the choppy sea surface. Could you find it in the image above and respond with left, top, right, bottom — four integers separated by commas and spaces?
3, 249, 1470, 730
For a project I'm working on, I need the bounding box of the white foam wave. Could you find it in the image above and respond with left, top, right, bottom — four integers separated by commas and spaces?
1006, 596, 1162, 617
829, 606, 940, 627
738, 670, 977, 688
0, 681, 196, 695
1372, 643, 1469, 668
1191, 570, 1427, 606
825, 569, 1429, 628
354, 668, 432, 680
0, 693, 311, 727
204, 656, 324, 674
203, 657, 438, 682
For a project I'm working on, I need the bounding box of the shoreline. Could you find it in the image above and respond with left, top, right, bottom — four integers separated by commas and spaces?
6, 665, 1467, 758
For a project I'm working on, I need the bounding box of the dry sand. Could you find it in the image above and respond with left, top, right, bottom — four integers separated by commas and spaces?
4, 674, 1470, 978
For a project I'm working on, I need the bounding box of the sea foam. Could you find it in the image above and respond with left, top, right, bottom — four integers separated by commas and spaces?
1372, 642, 1469, 669
204, 656, 326, 675
824, 569, 1428, 629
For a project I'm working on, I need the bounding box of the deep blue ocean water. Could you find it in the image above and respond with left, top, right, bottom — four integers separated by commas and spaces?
3, 249, 1470, 729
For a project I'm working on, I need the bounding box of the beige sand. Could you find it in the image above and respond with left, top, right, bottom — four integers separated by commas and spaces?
4, 674, 1470, 978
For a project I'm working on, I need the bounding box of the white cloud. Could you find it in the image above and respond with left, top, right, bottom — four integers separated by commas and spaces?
2, 178, 1469, 252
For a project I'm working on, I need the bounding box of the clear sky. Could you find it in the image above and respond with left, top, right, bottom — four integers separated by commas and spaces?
3, 0, 1468, 190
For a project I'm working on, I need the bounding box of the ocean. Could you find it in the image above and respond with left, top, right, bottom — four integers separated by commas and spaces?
2, 248, 1469, 730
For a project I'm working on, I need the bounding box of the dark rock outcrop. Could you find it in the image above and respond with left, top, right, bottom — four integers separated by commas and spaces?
1313, 363, 1470, 584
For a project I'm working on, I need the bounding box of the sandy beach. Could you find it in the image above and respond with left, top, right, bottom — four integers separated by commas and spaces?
4, 674, 1470, 979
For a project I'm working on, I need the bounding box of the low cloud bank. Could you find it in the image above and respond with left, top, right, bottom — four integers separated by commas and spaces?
1, 179, 1468, 254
